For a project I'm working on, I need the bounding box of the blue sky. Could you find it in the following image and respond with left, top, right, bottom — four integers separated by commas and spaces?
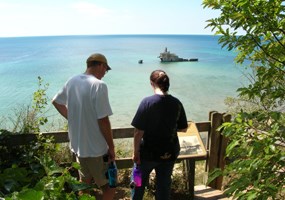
0, 0, 220, 37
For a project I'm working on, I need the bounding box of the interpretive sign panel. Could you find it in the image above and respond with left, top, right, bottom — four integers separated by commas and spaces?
178, 122, 207, 158
179, 135, 205, 155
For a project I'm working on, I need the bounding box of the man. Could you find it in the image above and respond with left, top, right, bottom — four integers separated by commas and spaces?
52, 53, 115, 199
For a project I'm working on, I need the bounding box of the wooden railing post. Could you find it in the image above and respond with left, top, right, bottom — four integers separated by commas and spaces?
207, 112, 223, 188
205, 111, 216, 169
207, 112, 231, 189
216, 113, 231, 189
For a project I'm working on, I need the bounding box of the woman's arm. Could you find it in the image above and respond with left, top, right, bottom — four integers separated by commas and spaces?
133, 128, 144, 164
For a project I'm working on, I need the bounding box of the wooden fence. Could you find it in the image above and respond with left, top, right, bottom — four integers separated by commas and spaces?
1, 111, 231, 199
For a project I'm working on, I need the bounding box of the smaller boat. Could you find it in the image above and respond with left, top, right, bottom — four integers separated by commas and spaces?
138, 60, 143, 64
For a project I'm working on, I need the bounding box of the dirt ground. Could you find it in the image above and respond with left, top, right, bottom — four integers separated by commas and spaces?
93, 186, 191, 200
74, 163, 193, 200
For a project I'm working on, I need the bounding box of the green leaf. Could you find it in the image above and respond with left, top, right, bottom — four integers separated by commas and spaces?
48, 169, 63, 176
69, 182, 93, 192
79, 194, 96, 200
226, 140, 239, 155
207, 168, 223, 185
17, 189, 44, 200
269, 145, 276, 152
72, 162, 81, 170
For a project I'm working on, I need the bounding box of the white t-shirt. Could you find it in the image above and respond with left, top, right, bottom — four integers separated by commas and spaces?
53, 74, 113, 157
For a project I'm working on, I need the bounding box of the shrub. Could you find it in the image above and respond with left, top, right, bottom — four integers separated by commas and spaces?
203, 0, 285, 199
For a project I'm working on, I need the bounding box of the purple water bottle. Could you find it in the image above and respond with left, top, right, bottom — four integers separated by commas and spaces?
133, 163, 142, 187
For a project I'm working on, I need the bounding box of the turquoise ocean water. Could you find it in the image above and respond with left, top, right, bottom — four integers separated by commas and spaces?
0, 35, 245, 129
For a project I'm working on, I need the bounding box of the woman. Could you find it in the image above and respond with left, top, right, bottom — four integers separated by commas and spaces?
131, 69, 188, 200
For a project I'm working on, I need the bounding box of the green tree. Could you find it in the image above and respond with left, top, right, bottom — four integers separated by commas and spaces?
203, 0, 285, 199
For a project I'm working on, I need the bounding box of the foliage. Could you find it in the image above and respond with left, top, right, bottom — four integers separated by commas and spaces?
208, 112, 285, 199
224, 96, 260, 117
0, 77, 52, 172
1, 155, 95, 200
5, 76, 50, 134
0, 75, 93, 199
203, 0, 285, 199
0, 77, 96, 199
0, 128, 95, 199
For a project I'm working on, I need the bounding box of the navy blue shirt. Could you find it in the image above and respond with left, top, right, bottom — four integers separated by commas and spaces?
132, 94, 188, 143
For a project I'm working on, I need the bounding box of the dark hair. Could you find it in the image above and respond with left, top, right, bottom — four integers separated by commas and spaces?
87, 60, 102, 68
150, 70, 170, 92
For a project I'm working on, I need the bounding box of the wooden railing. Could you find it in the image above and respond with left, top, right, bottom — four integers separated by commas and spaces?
1, 111, 230, 199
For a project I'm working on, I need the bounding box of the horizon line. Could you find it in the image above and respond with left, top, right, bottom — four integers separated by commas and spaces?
0, 33, 221, 39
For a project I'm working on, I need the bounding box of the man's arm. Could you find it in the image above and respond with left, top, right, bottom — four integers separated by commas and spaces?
133, 128, 144, 164
52, 100, 68, 119
98, 116, 115, 161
